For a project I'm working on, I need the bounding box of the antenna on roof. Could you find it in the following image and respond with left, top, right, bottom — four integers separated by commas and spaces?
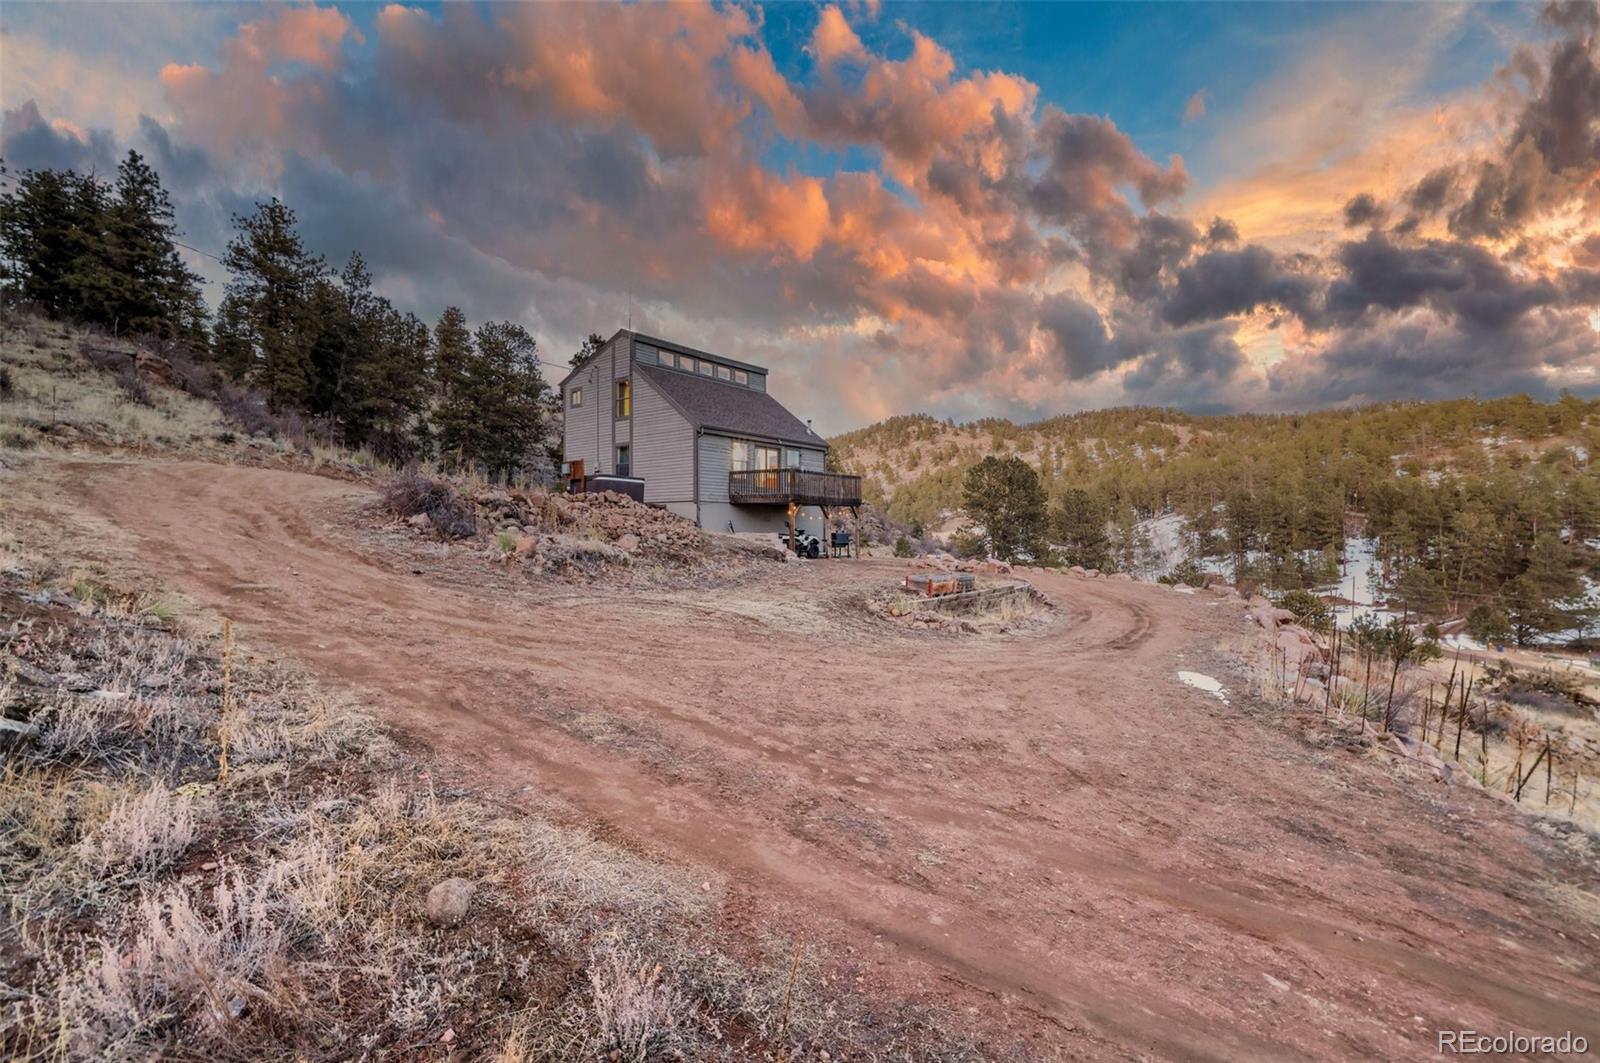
627, 290, 633, 332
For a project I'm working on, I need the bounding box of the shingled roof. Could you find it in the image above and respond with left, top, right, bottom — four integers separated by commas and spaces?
636, 363, 827, 449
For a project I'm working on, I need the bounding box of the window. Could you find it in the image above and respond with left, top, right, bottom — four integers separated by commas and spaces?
659, 351, 675, 369
733, 369, 748, 385
615, 445, 631, 477
716, 365, 732, 381
613, 378, 631, 418
570, 387, 583, 408
785, 448, 802, 468
698, 360, 714, 376
679, 356, 694, 373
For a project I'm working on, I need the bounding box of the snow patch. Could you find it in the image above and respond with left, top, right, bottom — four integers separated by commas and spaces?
1178, 671, 1229, 702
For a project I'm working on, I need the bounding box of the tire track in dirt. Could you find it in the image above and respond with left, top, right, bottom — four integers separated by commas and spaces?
54, 460, 1600, 1060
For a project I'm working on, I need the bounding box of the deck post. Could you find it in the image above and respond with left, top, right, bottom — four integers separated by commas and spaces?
787, 500, 797, 553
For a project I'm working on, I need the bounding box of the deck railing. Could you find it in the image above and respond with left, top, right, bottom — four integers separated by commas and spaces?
728, 467, 862, 507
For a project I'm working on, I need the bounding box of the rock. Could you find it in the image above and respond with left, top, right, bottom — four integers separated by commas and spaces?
1295, 677, 1325, 703
617, 533, 640, 553
1109, 572, 1133, 582
425, 878, 475, 927
407, 512, 430, 529
0, 716, 39, 745
1068, 565, 1087, 576
513, 534, 537, 558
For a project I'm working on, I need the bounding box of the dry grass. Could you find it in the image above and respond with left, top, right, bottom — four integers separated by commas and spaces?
0, 558, 974, 1060
0, 316, 228, 451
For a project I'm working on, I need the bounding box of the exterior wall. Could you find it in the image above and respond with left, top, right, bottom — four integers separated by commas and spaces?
563, 334, 633, 475
697, 433, 732, 504
562, 360, 601, 473
632, 372, 695, 506
798, 447, 826, 472
700, 502, 824, 536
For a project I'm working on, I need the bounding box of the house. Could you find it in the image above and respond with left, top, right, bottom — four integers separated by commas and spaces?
560, 329, 861, 539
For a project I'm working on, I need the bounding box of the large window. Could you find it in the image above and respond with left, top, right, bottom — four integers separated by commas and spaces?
732, 440, 781, 489
613, 378, 631, 418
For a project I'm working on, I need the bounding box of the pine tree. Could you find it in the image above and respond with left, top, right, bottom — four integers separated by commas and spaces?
1505, 534, 1588, 645
0, 153, 204, 341
431, 306, 472, 400
222, 199, 324, 410
437, 320, 548, 480
1051, 487, 1111, 569
211, 292, 254, 380
349, 307, 431, 462
106, 150, 205, 340
570, 331, 605, 367
961, 455, 1047, 562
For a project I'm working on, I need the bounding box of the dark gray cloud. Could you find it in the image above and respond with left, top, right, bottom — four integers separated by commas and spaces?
1203, 216, 1240, 247
1269, 304, 1599, 407
1039, 292, 1120, 379
1161, 245, 1320, 327
1327, 231, 1566, 330
1342, 192, 1386, 228
1449, 3, 1599, 238
2, 100, 117, 174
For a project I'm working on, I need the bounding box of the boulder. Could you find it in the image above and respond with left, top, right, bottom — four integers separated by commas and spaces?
617, 533, 640, 554
426, 878, 475, 927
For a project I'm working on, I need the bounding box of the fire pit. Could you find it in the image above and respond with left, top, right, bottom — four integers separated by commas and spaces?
903, 572, 977, 597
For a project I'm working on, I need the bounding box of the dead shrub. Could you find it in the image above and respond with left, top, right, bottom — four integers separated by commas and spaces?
587, 944, 684, 1061
0, 364, 14, 400
81, 780, 198, 876
114, 366, 152, 407
65, 871, 291, 1052
383, 470, 478, 538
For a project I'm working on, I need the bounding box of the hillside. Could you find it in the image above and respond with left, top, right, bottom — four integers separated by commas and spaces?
834, 399, 1599, 530
834, 399, 1600, 643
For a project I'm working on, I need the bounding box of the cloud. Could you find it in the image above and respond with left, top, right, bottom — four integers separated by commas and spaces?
1342, 193, 1386, 228
810, 5, 867, 67
8, 0, 1598, 430
1162, 245, 1320, 327
1, 99, 117, 174
1183, 90, 1207, 123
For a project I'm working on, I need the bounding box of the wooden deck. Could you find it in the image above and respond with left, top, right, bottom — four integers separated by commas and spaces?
728, 468, 862, 507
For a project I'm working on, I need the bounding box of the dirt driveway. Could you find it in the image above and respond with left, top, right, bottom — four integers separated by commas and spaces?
44, 460, 1600, 1059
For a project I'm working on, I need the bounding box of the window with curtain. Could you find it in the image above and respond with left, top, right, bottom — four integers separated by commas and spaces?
613, 378, 631, 418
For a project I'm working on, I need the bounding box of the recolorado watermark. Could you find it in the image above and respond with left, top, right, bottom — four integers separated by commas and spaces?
1438, 1030, 1588, 1055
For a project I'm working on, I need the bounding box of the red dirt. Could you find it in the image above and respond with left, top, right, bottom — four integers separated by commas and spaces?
50, 460, 1600, 1059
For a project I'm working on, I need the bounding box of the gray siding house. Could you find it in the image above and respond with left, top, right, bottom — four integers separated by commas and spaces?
560, 330, 860, 537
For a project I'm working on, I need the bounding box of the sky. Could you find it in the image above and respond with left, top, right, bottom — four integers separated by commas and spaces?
3, 1, 1598, 435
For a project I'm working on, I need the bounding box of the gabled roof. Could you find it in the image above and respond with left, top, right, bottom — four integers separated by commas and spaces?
636, 363, 827, 450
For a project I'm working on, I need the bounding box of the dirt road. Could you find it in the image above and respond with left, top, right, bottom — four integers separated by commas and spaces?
48, 460, 1600, 1059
